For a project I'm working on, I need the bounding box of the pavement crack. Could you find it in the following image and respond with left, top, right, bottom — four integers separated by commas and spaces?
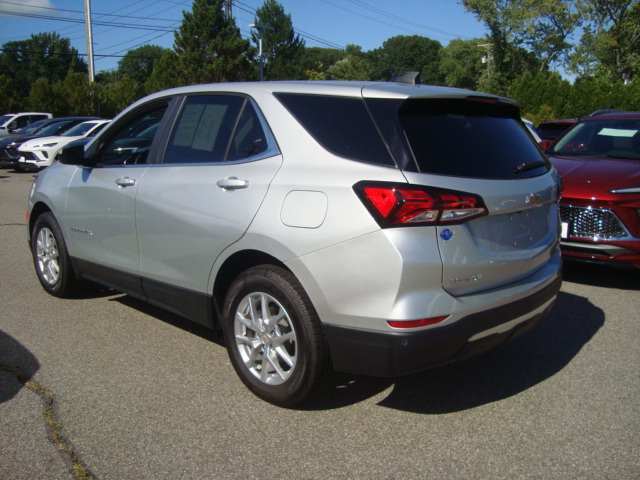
0, 364, 97, 480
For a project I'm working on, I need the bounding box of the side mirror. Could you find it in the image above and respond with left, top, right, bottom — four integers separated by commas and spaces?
57, 143, 90, 166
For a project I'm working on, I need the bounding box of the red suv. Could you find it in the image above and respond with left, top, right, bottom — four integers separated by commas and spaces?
546, 112, 640, 268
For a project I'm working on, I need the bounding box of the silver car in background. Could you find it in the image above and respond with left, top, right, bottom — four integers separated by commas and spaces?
27, 81, 562, 406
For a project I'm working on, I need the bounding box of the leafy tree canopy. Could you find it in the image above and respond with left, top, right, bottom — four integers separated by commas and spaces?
253, 0, 306, 80
117, 45, 167, 85
369, 35, 444, 84
439, 38, 486, 90
173, 0, 253, 84
0, 32, 87, 98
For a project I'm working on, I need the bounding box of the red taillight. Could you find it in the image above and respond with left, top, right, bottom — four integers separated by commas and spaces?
387, 316, 449, 329
355, 181, 487, 227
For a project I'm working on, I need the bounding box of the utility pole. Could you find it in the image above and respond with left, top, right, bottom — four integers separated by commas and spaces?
249, 23, 274, 81
84, 0, 95, 83
224, 0, 232, 21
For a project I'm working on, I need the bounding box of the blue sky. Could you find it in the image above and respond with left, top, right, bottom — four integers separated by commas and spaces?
0, 0, 489, 73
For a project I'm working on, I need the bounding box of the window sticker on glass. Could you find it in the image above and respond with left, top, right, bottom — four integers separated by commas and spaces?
173, 104, 204, 147
192, 104, 228, 151
597, 128, 638, 138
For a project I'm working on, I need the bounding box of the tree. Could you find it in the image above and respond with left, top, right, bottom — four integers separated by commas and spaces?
117, 45, 166, 85
145, 50, 182, 94
570, 0, 640, 83
52, 72, 97, 115
462, 0, 579, 92
173, 0, 253, 85
253, 0, 306, 80
327, 45, 372, 80
99, 75, 143, 118
0, 74, 19, 113
26, 79, 58, 114
369, 35, 444, 84
439, 38, 486, 89
506, 71, 572, 118
0, 33, 87, 98
300, 47, 344, 73
525, 0, 583, 72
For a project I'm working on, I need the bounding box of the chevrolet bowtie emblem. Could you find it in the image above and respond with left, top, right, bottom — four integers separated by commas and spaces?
526, 193, 541, 204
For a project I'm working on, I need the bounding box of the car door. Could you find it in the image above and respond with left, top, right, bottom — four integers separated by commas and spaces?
64, 99, 175, 296
134, 94, 282, 301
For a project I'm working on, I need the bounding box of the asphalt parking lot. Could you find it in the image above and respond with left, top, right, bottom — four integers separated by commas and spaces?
1, 168, 639, 480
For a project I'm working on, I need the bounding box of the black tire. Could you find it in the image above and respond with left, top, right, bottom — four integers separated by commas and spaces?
223, 265, 334, 407
31, 212, 81, 297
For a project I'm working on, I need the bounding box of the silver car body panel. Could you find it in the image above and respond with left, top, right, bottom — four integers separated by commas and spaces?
136, 155, 282, 292
28, 80, 561, 353
65, 165, 150, 274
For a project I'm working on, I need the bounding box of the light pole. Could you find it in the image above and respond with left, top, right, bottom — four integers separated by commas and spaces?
250, 23, 274, 81
84, 0, 95, 83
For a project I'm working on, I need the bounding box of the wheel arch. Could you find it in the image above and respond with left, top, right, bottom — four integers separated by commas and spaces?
28, 201, 53, 241
211, 249, 290, 329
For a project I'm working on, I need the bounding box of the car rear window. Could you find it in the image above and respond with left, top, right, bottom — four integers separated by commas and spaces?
275, 93, 395, 167
395, 99, 549, 179
537, 123, 573, 140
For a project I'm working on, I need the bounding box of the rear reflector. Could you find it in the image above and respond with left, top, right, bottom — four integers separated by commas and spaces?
387, 316, 449, 329
354, 181, 487, 227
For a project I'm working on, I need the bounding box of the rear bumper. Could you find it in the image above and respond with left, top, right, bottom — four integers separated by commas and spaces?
324, 276, 561, 377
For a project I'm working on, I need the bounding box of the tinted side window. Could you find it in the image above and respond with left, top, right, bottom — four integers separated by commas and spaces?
275, 93, 395, 167
398, 99, 549, 179
227, 103, 269, 161
163, 95, 245, 164
97, 105, 168, 165
14, 117, 30, 129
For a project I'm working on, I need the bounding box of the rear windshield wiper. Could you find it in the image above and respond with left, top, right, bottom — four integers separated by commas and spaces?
514, 160, 547, 174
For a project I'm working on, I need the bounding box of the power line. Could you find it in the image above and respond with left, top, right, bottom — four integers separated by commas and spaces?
0, 10, 176, 32
0, 47, 161, 60
320, 0, 472, 42
344, 0, 474, 39
232, 0, 345, 50
0, 1, 177, 22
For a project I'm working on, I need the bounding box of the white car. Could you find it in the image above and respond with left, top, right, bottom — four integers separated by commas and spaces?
0, 112, 52, 136
18, 119, 110, 171
523, 118, 542, 143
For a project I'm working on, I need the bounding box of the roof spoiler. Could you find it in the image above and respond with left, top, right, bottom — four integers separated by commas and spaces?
389, 71, 421, 85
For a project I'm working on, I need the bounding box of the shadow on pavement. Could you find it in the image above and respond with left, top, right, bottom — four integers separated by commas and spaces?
562, 261, 640, 290
0, 330, 40, 403
114, 294, 223, 345
304, 291, 602, 412
73, 285, 602, 413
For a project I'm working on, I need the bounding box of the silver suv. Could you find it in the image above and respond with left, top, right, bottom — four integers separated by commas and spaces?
27, 81, 562, 406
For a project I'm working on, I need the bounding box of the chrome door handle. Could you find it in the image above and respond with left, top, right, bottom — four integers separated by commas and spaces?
217, 177, 249, 190
116, 177, 136, 188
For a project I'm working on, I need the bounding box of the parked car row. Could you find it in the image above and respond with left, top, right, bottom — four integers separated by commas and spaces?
0, 116, 110, 171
